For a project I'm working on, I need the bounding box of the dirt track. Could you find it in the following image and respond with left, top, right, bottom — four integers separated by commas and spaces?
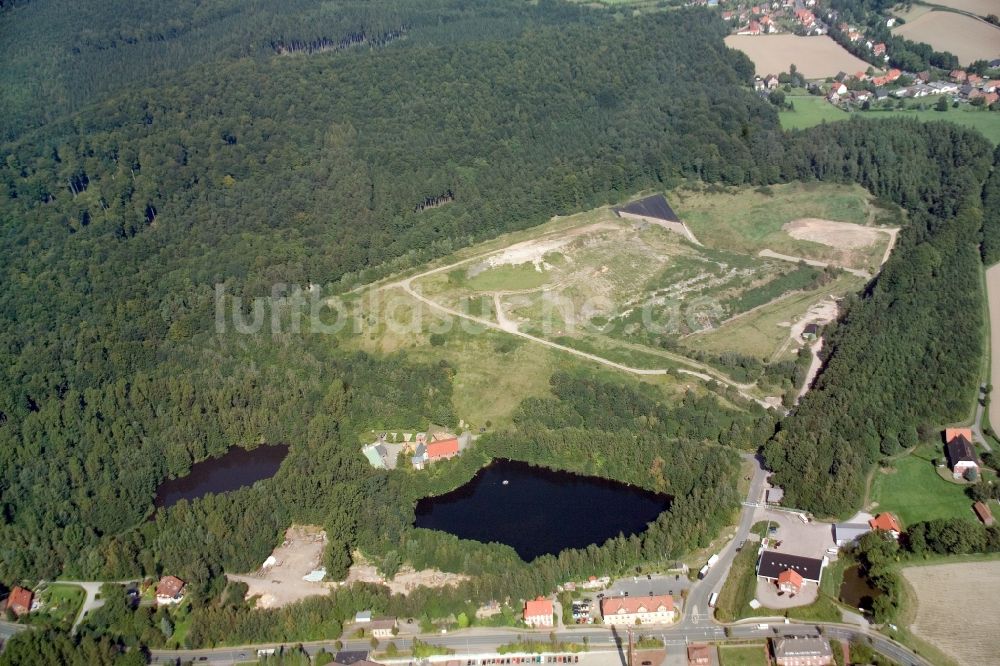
985, 264, 1000, 432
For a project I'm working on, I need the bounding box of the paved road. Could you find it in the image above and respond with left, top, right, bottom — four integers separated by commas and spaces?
680, 453, 768, 626
147, 621, 929, 666
0, 619, 27, 644
971, 384, 994, 452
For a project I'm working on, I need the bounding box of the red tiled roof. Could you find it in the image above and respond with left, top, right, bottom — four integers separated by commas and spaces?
945, 428, 973, 444
426, 438, 459, 459
869, 513, 901, 532
156, 575, 185, 598
777, 569, 804, 587
687, 644, 712, 664
524, 597, 553, 618
601, 594, 674, 616
5, 586, 33, 614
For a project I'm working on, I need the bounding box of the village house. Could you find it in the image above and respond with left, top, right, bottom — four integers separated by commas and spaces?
868, 512, 901, 537
772, 634, 834, 666
765, 74, 780, 90
872, 42, 886, 56
155, 575, 186, 605
974, 501, 995, 527
737, 20, 763, 35
777, 569, 804, 595
369, 617, 397, 638
944, 428, 979, 479
3, 586, 33, 616
600, 594, 677, 626
687, 644, 713, 666
757, 551, 825, 589
950, 69, 968, 82
523, 596, 554, 627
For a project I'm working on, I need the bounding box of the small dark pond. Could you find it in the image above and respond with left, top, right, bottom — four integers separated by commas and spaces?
154, 444, 289, 510
839, 564, 882, 611
414, 459, 672, 560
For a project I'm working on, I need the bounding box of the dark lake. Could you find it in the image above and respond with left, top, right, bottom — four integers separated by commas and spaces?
414, 459, 671, 560
154, 444, 289, 510
839, 564, 881, 611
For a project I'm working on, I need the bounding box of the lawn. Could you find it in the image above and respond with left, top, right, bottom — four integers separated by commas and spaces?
32, 584, 85, 628
717, 644, 770, 666
465, 263, 551, 291
780, 95, 1000, 145
870, 445, 977, 526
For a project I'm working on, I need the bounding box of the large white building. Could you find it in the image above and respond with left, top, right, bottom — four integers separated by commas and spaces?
600, 594, 676, 626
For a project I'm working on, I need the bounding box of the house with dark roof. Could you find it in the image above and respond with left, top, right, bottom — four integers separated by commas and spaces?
944, 429, 978, 479
334, 651, 371, 666
757, 551, 825, 585
772, 634, 833, 666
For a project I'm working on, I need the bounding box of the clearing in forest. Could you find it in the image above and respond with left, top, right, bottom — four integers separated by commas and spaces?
902, 560, 1000, 666
227, 525, 332, 608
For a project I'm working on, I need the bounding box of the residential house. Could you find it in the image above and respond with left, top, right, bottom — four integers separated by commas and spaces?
795, 8, 815, 26
950, 69, 968, 82
757, 551, 824, 586
872, 43, 886, 56
885, 68, 902, 82
868, 512, 901, 537
687, 644, 713, 666
777, 569, 804, 594
834, 522, 871, 546
967, 73, 983, 86
362, 443, 391, 469
334, 651, 372, 666
523, 596, 554, 627
974, 501, 995, 527
355, 610, 373, 623
847, 29, 862, 42
944, 429, 979, 479
369, 618, 397, 638
983, 80, 1000, 93
737, 20, 763, 35
765, 75, 780, 90
3, 586, 33, 616
411, 442, 427, 469
155, 575, 186, 605
772, 635, 834, 666
600, 594, 677, 626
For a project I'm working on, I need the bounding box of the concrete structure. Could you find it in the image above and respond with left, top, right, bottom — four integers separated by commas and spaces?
833, 522, 871, 546
757, 551, 824, 585
369, 618, 396, 638
773, 634, 834, 666
600, 594, 677, 626
155, 576, 186, 606
523, 597, 554, 627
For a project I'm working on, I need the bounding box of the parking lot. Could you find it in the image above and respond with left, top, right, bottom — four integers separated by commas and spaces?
758, 509, 836, 560
572, 573, 691, 622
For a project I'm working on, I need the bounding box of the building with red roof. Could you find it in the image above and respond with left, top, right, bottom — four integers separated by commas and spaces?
4, 586, 33, 616
777, 569, 804, 594
155, 575, 186, 605
974, 501, 995, 526
523, 597, 554, 627
600, 594, 676, 626
868, 513, 901, 535
426, 437, 460, 461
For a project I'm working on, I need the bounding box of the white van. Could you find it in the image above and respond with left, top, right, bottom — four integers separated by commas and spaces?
708, 592, 719, 608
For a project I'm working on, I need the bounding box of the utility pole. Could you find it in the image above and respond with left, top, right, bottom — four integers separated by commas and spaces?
626, 628, 635, 666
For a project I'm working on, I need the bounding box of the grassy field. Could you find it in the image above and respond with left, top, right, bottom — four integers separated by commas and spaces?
32, 583, 85, 628
717, 644, 770, 666
870, 445, 976, 526
686, 273, 864, 360
781, 93, 1000, 144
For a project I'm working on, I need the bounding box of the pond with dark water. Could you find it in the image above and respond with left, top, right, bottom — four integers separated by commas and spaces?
839, 564, 881, 611
154, 444, 289, 510
414, 459, 672, 560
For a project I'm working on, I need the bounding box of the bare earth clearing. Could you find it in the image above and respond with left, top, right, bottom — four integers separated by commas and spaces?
724, 35, 871, 78
902, 561, 1000, 665
986, 263, 1000, 432
342, 561, 469, 595
228, 525, 330, 609
893, 12, 1000, 64
783, 218, 884, 250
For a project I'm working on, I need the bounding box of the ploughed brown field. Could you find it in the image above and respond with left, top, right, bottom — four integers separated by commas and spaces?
902, 561, 1000, 666
893, 12, 1000, 65
724, 35, 871, 78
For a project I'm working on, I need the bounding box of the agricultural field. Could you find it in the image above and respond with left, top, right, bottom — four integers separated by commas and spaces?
724, 35, 871, 78
892, 11, 1000, 64
902, 560, 1000, 666
869, 445, 978, 526
926, 0, 1000, 17
780, 95, 1000, 144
